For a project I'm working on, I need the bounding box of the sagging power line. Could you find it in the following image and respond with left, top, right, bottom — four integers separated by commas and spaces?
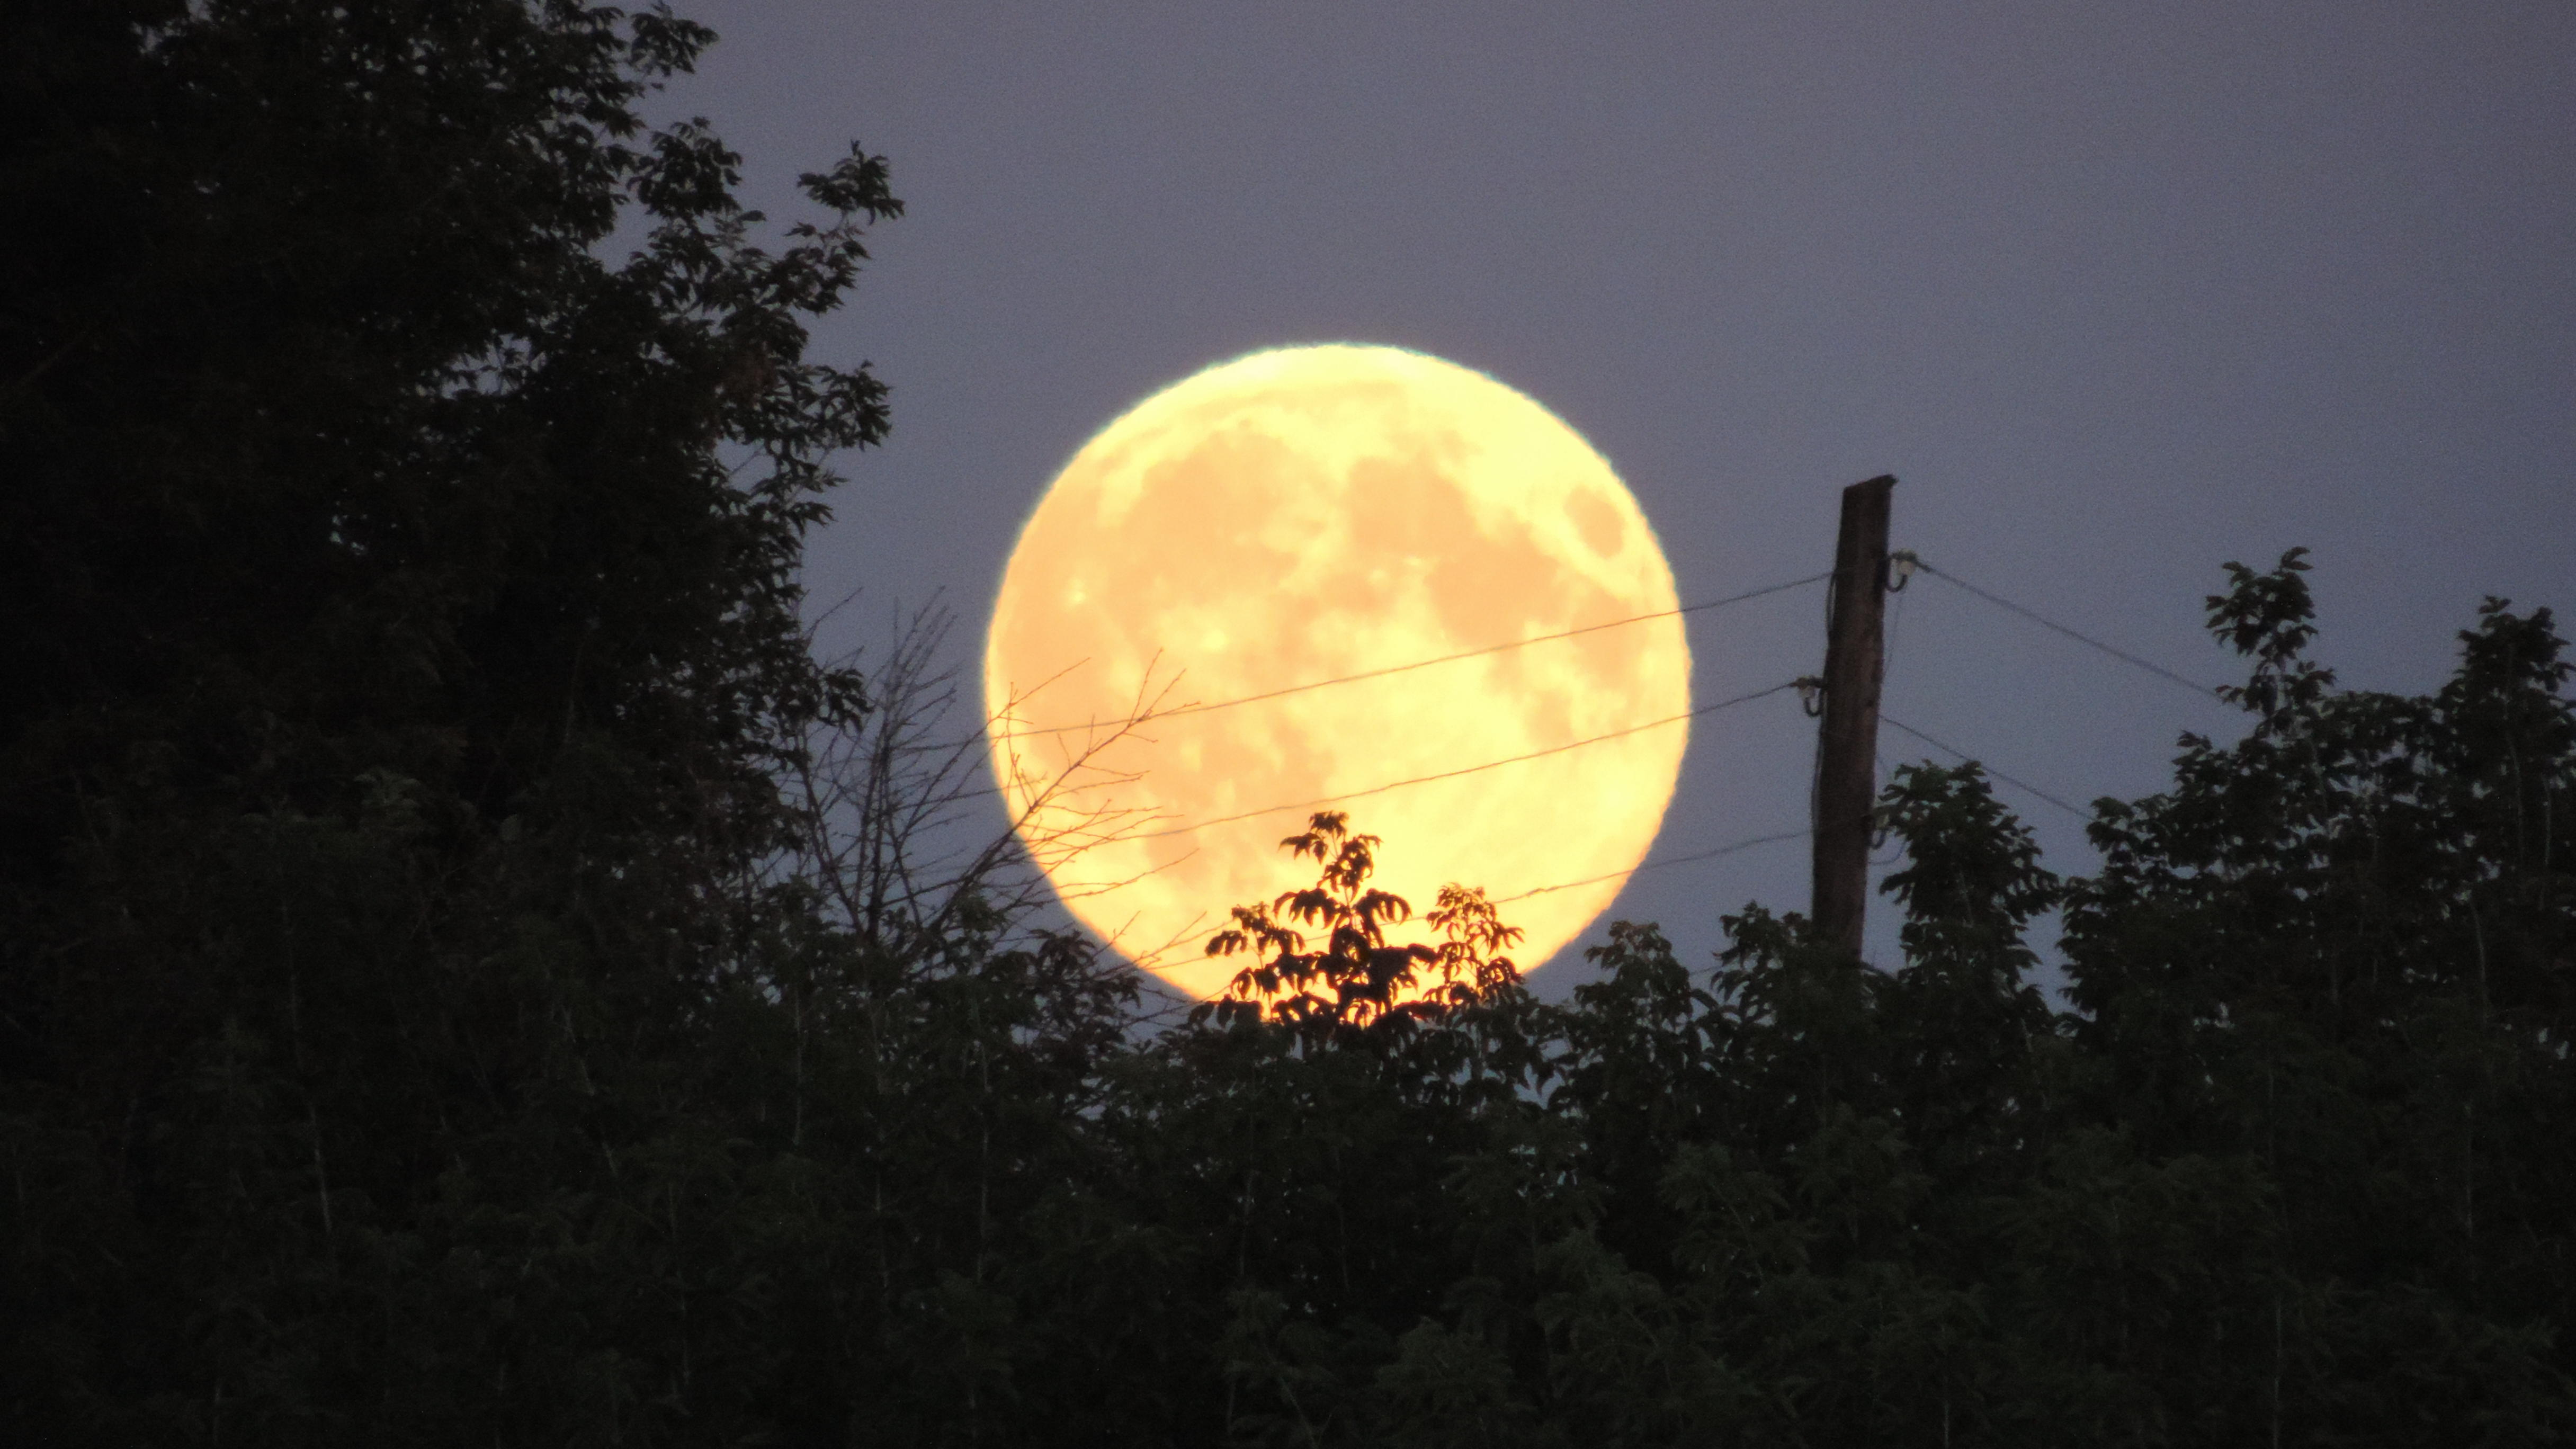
1916, 559, 2223, 701
1131, 679, 1803, 842
1880, 716, 2094, 822
971, 476, 2227, 953
1491, 824, 1813, 906
1002, 569, 1831, 741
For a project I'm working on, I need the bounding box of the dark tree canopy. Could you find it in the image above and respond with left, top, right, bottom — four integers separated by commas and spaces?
5, 5, 2574, 1447
3, 2, 902, 1441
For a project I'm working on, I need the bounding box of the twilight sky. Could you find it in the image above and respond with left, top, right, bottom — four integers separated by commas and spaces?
656, 1, 2575, 990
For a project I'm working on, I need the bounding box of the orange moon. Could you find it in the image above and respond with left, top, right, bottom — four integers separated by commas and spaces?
984, 344, 1691, 999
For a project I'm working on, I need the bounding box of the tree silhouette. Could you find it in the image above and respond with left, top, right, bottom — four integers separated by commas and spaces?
1198, 811, 1526, 1045
8, 5, 2573, 1442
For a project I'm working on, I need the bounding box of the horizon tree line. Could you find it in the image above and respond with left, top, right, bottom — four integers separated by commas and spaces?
5, 4, 2571, 1444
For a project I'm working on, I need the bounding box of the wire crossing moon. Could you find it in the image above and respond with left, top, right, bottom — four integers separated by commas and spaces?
985, 344, 1692, 999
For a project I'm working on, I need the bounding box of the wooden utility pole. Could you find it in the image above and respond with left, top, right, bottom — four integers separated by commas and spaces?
1811, 474, 1895, 958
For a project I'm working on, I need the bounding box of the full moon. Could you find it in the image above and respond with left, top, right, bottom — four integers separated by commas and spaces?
985, 344, 1691, 1000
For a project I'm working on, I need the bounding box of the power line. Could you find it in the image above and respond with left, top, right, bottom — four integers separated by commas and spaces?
1486, 802, 1886, 909
1490, 825, 1811, 905
944, 557, 2158, 860
1474, 717, 2100, 920
1880, 715, 2092, 821
1004, 569, 1831, 740
1134, 679, 1803, 842
1916, 560, 2223, 702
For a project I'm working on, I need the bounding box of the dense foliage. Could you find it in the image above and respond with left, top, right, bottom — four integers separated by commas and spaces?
2, 1, 901, 1440
5, 4, 2572, 1445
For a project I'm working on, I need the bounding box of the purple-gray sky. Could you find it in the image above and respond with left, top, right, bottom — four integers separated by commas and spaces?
661, 1, 2574, 988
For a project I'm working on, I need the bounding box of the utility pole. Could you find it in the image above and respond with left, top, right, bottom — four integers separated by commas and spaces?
1811, 474, 1894, 958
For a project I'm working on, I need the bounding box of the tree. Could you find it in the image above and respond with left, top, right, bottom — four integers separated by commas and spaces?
2059, 552, 2576, 1442
1210, 556, 2576, 1445
10, 7, 2572, 1443
2, 3, 901, 1441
